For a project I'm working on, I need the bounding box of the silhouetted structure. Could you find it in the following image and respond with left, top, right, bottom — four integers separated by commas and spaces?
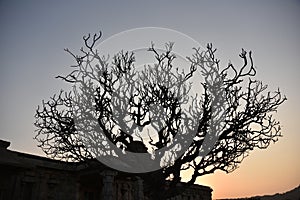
0, 139, 212, 200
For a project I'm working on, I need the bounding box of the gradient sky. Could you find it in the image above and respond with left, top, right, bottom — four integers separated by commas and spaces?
0, 1, 299, 199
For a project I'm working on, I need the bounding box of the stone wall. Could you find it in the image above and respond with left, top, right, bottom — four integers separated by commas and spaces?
0, 139, 212, 200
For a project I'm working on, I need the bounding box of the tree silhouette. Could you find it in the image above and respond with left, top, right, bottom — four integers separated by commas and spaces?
34, 31, 286, 199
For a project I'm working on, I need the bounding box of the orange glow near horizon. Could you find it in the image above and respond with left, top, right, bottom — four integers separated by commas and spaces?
180, 102, 300, 199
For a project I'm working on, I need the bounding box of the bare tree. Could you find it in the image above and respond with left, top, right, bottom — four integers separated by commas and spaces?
34, 32, 286, 199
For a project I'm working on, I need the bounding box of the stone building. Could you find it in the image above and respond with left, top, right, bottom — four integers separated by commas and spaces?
0, 139, 212, 200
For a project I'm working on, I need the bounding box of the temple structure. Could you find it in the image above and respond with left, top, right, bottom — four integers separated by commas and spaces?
0, 139, 212, 200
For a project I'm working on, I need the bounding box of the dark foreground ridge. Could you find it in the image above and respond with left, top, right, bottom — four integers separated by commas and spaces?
0, 139, 212, 200
217, 185, 300, 200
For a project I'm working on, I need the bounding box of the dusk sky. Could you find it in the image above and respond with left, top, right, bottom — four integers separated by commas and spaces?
0, 1, 299, 199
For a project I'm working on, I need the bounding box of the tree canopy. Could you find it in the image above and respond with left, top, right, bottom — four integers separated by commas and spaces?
34, 31, 286, 199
